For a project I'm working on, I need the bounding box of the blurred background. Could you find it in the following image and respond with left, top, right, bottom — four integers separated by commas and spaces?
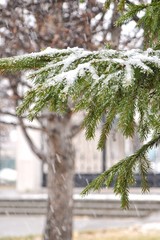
0, 0, 160, 239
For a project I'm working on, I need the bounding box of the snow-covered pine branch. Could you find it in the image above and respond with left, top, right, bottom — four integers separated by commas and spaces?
0, 47, 160, 141
1, 47, 160, 208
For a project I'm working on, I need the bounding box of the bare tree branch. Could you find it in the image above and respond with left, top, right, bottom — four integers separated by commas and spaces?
18, 117, 47, 163
0, 109, 58, 123
0, 120, 45, 131
126, 0, 140, 22
0, 110, 20, 118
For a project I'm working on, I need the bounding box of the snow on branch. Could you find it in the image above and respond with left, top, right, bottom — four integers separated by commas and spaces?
1, 47, 160, 208
0, 47, 160, 138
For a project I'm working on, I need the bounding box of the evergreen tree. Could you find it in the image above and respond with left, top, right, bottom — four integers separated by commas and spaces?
0, 0, 160, 211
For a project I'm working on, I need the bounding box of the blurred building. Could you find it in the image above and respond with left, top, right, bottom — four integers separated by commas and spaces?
1, 124, 160, 192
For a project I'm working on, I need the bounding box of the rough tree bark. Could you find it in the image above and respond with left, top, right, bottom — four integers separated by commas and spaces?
45, 153, 74, 240
44, 114, 75, 240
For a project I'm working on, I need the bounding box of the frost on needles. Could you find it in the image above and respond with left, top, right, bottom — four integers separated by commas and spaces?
0, 47, 160, 208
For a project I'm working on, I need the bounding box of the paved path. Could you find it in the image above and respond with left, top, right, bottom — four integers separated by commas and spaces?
0, 188, 160, 237
1, 188, 160, 201
0, 212, 160, 237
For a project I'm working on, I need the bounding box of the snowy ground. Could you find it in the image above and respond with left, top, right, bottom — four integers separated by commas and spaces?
0, 188, 160, 237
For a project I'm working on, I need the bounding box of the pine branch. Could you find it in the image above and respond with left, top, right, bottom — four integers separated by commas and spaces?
115, 1, 160, 48
18, 117, 47, 163
104, 1, 160, 48
116, 5, 144, 26
0, 48, 71, 72
104, 0, 126, 11
81, 134, 160, 209
0, 120, 44, 131
0, 47, 160, 208
0, 47, 160, 148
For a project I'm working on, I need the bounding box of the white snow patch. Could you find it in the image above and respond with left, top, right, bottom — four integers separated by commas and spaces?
0, 0, 8, 7
125, 64, 134, 85
23, 9, 36, 28
74, 193, 160, 201
141, 223, 160, 232
0, 169, 17, 183
7, 47, 160, 91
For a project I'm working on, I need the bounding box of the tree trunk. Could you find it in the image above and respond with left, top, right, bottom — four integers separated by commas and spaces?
44, 115, 75, 240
